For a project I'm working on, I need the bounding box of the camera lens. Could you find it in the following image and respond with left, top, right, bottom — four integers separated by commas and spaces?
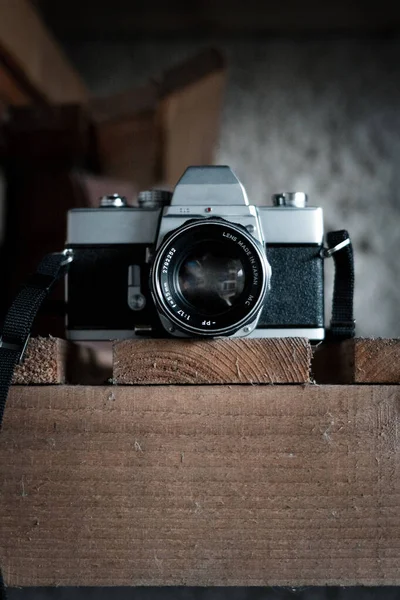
177, 242, 245, 314
151, 219, 270, 337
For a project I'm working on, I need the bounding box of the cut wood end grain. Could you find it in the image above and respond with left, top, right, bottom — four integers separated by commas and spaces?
353, 337, 400, 383
11, 337, 113, 385
12, 337, 67, 384
113, 337, 312, 384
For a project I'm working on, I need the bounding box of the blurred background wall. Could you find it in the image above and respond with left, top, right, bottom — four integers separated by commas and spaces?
53, 38, 400, 337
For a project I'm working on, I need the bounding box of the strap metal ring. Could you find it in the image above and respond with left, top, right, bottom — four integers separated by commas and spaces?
52, 249, 74, 267
321, 237, 350, 259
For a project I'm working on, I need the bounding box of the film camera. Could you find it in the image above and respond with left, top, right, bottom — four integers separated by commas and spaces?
65, 166, 327, 341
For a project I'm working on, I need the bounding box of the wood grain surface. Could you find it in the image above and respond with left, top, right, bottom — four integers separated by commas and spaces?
113, 338, 312, 384
11, 337, 112, 385
312, 338, 400, 384
1, 384, 400, 586
12, 337, 68, 384
352, 338, 400, 383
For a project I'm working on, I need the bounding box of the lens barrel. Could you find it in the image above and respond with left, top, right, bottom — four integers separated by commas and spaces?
151, 218, 270, 337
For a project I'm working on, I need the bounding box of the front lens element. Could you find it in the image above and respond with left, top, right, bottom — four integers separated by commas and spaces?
177, 241, 245, 315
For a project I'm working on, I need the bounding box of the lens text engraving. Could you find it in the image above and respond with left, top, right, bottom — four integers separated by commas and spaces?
162, 248, 176, 274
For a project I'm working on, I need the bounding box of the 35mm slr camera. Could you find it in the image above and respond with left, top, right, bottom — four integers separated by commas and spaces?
65, 166, 326, 341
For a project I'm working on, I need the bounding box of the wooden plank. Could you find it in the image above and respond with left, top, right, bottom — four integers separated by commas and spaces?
113, 338, 311, 384
11, 337, 112, 386
312, 338, 400, 384
1, 384, 400, 586
352, 338, 400, 383
12, 337, 68, 384
0, 0, 88, 104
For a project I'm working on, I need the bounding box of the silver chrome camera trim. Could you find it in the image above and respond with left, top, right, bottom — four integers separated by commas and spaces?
157, 205, 265, 249
67, 207, 162, 245
157, 310, 262, 339
171, 165, 250, 206
259, 206, 323, 244
66, 327, 325, 341
248, 327, 325, 340
66, 205, 324, 246
151, 218, 271, 338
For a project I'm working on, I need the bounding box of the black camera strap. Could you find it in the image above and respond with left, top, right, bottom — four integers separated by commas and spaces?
0, 251, 72, 431
324, 229, 356, 340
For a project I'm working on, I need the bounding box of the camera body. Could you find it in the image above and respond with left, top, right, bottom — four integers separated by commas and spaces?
65, 166, 324, 341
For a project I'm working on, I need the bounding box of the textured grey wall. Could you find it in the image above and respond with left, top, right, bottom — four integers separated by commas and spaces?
65, 39, 400, 337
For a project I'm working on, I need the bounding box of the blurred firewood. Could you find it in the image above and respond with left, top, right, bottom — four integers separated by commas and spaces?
92, 48, 226, 189
159, 51, 226, 187
0, 0, 88, 105
95, 107, 160, 192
